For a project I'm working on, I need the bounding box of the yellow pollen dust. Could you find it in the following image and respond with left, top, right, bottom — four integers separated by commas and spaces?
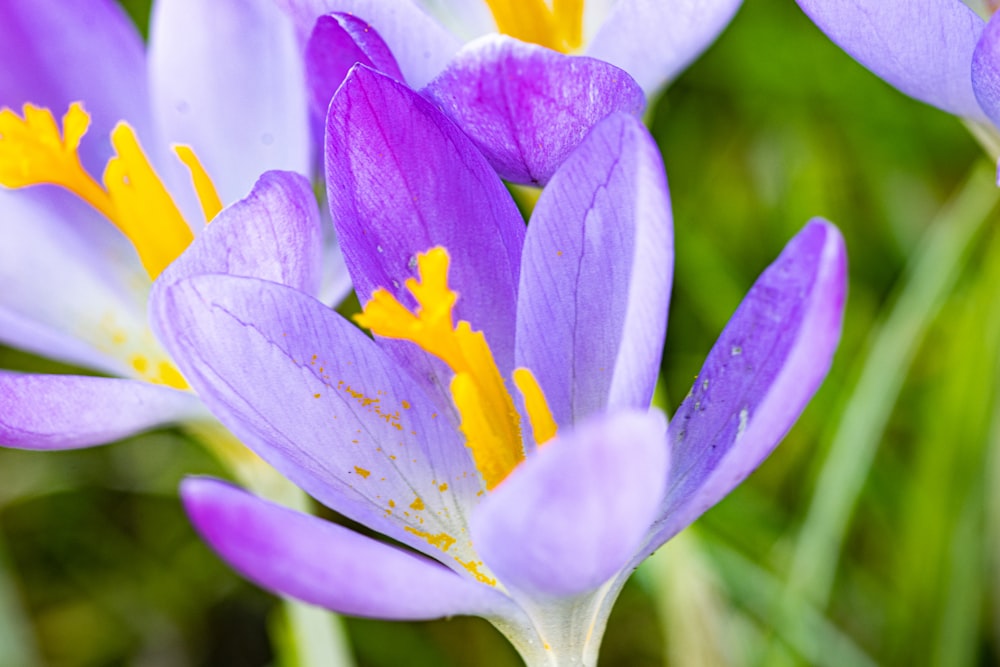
0, 102, 223, 279
355, 246, 556, 490
483, 0, 584, 53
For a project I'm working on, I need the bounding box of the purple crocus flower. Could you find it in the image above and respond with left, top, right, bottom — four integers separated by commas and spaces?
279, 0, 743, 96
284, 0, 742, 186
0, 0, 348, 450
796, 0, 1000, 132
152, 67, 846, 664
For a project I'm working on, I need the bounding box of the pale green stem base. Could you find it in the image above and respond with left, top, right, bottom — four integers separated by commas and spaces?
186, 421, 356, 667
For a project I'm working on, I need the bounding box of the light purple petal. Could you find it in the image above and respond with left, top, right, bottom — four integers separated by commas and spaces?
422, 36, 645, 186
152, 274, 484, 562
326, 65, 524, 401
0, 188, 147, 375
149, 0, 310, 205
305, 12, 404, 136
0, 0, 151, 174
411, 0, 495, 41
515, 113, 672, 435
473, 409, 668, 598
645, 219, 847, 554
318, 230, 354, 308
182, 478, 518, 619
0, 372, 203, 450
157, 171, 323, 296
274, 0, 461, 88
796, 0, 985, 118
585, 0, 743, 95
973, 10, 1000, 128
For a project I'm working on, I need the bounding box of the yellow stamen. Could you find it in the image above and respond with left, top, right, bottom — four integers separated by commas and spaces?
174, 144, 223, 223
103, 123, 193, 278
0, 104, 114, 220
483, 0, 584, 52
356, 247, 556, 490
0, 103, 222, 280
512, 368, 558, 445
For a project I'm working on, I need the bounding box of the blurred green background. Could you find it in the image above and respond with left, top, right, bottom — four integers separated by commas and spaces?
2, 0, 999, 665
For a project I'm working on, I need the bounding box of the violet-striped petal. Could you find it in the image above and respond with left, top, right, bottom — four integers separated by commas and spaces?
305, 13, 404, 135
796, 0, 985, 118
149, 0, 310, 205
0, 372, 203, 450
646, 219, 846, 554
274, 0, 461, 88
586, 0, 743, 95
422, 36, 645, 186
157, 171, 323, 296
472, 409, 668, 598
973, 11, 1000, 128
326, 66, 524, 393
0, 188, 147, 375
0, 0, 151, 174
182, 478, 518, 619
152, 274, 483, 561
516, 113, 671, 434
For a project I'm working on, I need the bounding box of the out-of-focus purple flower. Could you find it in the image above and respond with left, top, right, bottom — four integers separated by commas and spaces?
153, 67, 847, 664
0, 0, 349, 450
796, 0, 1000, 130
284, 0, 743, 185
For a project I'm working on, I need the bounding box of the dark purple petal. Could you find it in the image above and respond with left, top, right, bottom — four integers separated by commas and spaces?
183, 478, 518, 619
973, 11, 1000, 128
585, 0, 743, 95
152, 274, 483, 561
0, 0, 151, 174
472, 409, 668, 598
326, 65, 524, 400
645, 219, 847, 553
796, 0, 985, 118
516, 113, 672, 434
274, 0, 460, 88
0, 372, 203, 449
157, 171, 323, 295
422, 36, 645, 186
305, 13, 404, 137
149, 0, 310, 204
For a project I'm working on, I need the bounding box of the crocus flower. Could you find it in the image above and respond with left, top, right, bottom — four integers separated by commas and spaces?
283, 0, 742, 186
152, 67, 846, 665
0, 0, 354, 451
796, 0, 1000, 135
279, 0, 743, 96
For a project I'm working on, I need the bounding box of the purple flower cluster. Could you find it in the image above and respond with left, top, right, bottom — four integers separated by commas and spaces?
0, 1, 847, 663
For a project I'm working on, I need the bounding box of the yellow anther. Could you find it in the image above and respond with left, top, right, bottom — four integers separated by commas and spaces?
0, 102, 222, 280
356, 247, 543, 490
512, 368, 557, 445
174, 144, 223, 223
103, 123, 194, 278
484, 0, 584, 52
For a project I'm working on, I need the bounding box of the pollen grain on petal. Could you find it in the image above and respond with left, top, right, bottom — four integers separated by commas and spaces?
404, 526, 457, 552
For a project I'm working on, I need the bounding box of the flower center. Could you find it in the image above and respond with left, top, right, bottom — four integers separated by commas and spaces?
483, 0, 584, 53
0, 102, 222, 279
355, 246, 557, 490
